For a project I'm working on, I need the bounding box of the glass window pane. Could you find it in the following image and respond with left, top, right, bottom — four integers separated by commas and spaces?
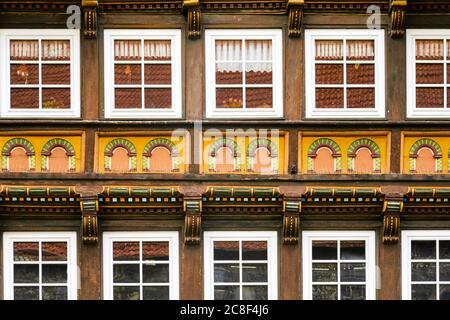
246, 88, 272, 109
412, 284, 436, 300
242, 264, 268, 282
214, 241, 239, 260
315, 64, 343, 84
439, 262, 450, 281
42, 264, 67, 283
142, 264, 169, 283
142, 242, 169, 261
216, 40, 242, 61
144, 88, 172, 109
346, 40, 375, 61
346, 64, 375, 84
416, 88, 444, 108
245, 40, 272, 61
144, 40, 171, 61
14, 265, 39, 283
416, 40, 444, 60
341, 285, 366, 300
113, 286, 140, 300
216, 88, 243, 109
113, 242, 140, 261
42, 64, 71, 85
115, 88, 142, 109
10, 64, 39, 85
315, 88, 344, 109
41, 40, 70, 61
340, 263, 366, 282
14, 286, 39, 300
315, 40, 343, 61
440, 284, 450, 300
245, 63, 272, 84
114, 64, 141, 85
144, 64, 171, 85
11, 88, 39, 109
243, 285, 268, 300
114, 40, 141, 61
416, 64, 444, 84
340, 241, 365, 260
242, 241, 267, 260
42, 88, 71, 109
14, 242, 39, 261
214, 285, 240, 300
216, 63, 242, 84
312, 285, 338, 300
143, 286, 170, 300
42, 242, 67, 261
411, 240, 436, 259
411, 262, 436, 281
440, 240, 450, 259
42, 286, 67, 300
347, 88, 375, 109
312, 241, 337, 260
113, 264, 140, 283
312, 263, 337, 282
10, 40, 39, 61
214, 264, 239, 283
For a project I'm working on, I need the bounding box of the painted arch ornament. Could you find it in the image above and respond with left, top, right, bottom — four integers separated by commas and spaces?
246, 138, 279, 173
347, 138, 382, 173
104, 138, 137, 172
409, 138, 442, 173
208, 138, 241, 172
2, 138, 36, 171
307, 138, 342, 173
41, 138, 76, 171
142, 138, 180, 172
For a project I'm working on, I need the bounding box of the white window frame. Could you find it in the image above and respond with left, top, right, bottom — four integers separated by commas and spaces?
406, 29, 450, 118
302, 230, 376, 300
103, 29, 182, 119
0, 29, 80, 118
205, 29, 283, 119
203, 231, 278, 300
102, 231, 180, 300
3, 232, 78, 300
402, 230, 450, 300
304, 29, 385, 119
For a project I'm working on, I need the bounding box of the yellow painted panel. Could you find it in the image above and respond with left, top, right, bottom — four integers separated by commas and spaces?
402, 135, 450, 173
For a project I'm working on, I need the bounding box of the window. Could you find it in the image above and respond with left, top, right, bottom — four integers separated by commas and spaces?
305, 29, 385, 119
104, 29, 182, 119
302, 231, 376, 300
407, 30, 450, 118
402, 230, 450, 300
0, 29, 80, 118
205, 29, 283, 119
103, 232, 179, 300
204, 231, 278, 300
3, 232, 77, 300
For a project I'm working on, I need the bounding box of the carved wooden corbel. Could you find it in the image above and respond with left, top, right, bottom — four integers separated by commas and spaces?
183, 0, 201, 40
382, 196, 403, 244
287, 0, 304, 38
80, 196, 99, 244
282, 200, 301, 244
389, 0, 407, 39
184, 198, 202, 245
82, 0, 98, 39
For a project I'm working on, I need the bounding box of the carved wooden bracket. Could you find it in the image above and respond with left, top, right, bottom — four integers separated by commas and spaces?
282, 200, 301, 244
287, 0, 304, 38
382, 196, 403, 244
80, 196, 99, 244
82, 0, 98, 39
184, 198, 202, 245
183, 0, 201, 39
389, 0, 407, 39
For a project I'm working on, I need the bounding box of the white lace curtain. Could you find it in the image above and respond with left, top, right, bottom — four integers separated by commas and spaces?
10, 40, 70, 60
315, 40, 374, 60
215, 39, 272, 72
114, 40, 171, 60
416, 40, 444, 59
